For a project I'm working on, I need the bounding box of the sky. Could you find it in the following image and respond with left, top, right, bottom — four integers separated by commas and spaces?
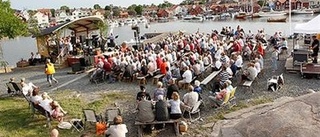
8, 0, 183, 10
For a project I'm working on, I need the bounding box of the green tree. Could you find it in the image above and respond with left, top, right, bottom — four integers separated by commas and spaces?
60, 5, 70, 13
104, 5, 111, 11
134, 5, 143, 15
50, 9, 55, 17
94, 4, 101, 10
112, 7, 120, 17
103, 10, 111, 19
0, 1, 28, 72
128, 9, 137, 16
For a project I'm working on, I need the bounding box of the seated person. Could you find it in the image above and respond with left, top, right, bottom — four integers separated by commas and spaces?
178, 66, 193, 89
167, 92, 186, 119
7, 77, 20, 94
136, 95, 155, 123
122, 64, 134, 81
28, 52, 36, 66
183, 85, 199, 109
35, 52, 42, 64
136, 85, 151, 103
153, 82, 166, 102
39, 92, 67, 122
193, 80, 202, 94
105, 116, 128, 137
162, 67, 172, 86
208, 88, 227, 108
225, 80, 234, 94
155, 95, 169, 121
20, 78, 38, 96
166, 79, 179, 100
241, 63, 258, 81
90, 57, 104, 80
30, 88, 42, 104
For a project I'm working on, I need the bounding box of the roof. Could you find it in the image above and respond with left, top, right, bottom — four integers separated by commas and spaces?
38, 16, 104, 36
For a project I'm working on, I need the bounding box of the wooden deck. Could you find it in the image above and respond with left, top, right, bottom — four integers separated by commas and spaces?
286, 56, 320, 73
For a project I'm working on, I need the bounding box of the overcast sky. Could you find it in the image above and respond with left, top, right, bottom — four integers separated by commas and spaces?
9, 0, 183, 10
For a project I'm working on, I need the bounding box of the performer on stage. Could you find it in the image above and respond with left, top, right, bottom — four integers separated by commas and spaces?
311, 36, 319, 64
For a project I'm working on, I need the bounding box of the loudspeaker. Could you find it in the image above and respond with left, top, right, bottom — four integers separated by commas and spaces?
72, 63, 81, 72
79, 58, 86, 66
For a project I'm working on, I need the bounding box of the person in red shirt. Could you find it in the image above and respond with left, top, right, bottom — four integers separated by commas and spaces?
256, 42, 265, 56
156, 55, 163, 69
160, 58, 168, 75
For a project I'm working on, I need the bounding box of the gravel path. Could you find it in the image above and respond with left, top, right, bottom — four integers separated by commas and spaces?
1, 40, 319, 136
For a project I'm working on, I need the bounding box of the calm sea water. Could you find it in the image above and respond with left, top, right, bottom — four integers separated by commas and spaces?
1, 14, 317, 67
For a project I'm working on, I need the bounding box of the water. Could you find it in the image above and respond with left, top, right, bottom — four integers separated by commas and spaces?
1, 14, 317, 67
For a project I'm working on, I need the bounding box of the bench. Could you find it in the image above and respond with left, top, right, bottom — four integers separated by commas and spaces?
136, 75, 148, 85
242, 80, 254, 92
200, 70, 222, 90
152, 74, 165, 84
135, 120, 179, 137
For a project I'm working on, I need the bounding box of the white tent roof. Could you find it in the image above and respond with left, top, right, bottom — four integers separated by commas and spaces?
294, 15, 320, 34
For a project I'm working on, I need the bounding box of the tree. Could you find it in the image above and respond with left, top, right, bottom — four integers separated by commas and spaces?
94, 4, 101, 10
60, 5, 70, 14
112, 7, 120, 17
104, 5, 111, 11
50, 9, 55, 17
128, 9, 137, 16
0, 1, 28, 72
134, 5, 143, 15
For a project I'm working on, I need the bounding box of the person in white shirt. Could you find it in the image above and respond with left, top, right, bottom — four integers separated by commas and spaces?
105, 116, 128, 137
235, 53, 243, 69
178, 66, 193, 89
183, 85, 199, 108
20, 78, 38, 96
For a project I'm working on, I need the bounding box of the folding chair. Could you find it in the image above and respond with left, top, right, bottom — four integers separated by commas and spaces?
184, 100, 202, 122
106, 107, 121, 124
70, 119, 84, 132
83, 109, 98, 128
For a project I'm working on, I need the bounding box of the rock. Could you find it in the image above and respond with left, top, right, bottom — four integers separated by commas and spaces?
212, 92, 320, 137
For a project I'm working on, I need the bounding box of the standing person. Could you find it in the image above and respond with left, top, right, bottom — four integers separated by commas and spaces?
271, 47, 279, 72
311, 35, 319, 63
45, 59, 58, 87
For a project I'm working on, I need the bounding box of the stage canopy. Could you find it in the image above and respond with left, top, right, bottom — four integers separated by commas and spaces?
294, 15, 320, 34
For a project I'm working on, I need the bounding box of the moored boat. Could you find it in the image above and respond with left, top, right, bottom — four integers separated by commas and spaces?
267, 17, 287, 22
292, 8, 314, 14
235, 12, 247, 19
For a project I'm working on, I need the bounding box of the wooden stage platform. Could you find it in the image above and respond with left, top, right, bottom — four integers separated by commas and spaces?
285, 57, 320, 73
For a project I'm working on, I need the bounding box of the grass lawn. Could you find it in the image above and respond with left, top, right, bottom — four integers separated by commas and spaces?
0, 90, 133, 137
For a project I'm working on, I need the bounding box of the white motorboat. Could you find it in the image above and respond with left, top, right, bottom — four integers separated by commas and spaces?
258, 11, 287, 17
183, 15, 203, 22
205, 15, 216, 20
292, 8, 314, 14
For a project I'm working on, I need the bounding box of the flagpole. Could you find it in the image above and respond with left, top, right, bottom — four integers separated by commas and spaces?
289, 0, 292, 37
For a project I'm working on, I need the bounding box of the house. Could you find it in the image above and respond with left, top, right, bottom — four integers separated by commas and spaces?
143, 6, 159, 16
55, 10, 70, 23
188, 5, 204, 15
71, 8, 91, 20
92, 9, 105, 19
157, 9, 171, 18
33, 10, 50, 28
119, 11, 129, 18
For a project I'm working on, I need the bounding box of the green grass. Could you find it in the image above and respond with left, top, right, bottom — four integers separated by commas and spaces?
0, 90, 133, 137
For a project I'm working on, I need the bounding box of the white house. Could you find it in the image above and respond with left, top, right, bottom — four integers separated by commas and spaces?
33, 11, 49, 28
71, 9, 90, 20
56, 10, 70, 23
21, 9, 30, 21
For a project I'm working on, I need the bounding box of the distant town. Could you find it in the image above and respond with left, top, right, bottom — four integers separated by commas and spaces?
13, 0, 320, 29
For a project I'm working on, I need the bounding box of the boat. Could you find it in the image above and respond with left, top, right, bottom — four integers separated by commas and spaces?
183, 15, 204, 22
234, 12, 247, 19
249, 13, 260, 18
259, 9, 287, 17
292, 8, 314, 14
205, 15, 216, 20
267, 17, 287, 22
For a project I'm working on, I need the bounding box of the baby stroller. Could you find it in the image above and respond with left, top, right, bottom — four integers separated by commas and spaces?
90, 68, 105, 84
267, 74, 284, 92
